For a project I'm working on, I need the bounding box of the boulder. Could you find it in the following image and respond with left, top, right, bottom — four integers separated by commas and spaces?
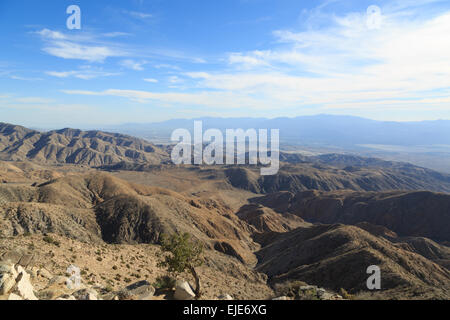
73, 288, 98, 300
40, 276, 74, 300
0, 263, 18, 295
118, 280, 155, 300
217, 294, 233, 300
13, 266, 38, 300
174, 280, 196, 300
7, 293, 23, 300
317, 288, 326, 298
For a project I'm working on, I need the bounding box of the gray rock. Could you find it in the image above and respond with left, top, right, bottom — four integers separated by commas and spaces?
317, 288, 327, 298
299, 285, 317, 291
272, 296, 290, 300
119, 280, 155, 300
73, 288, 98, 300
218, 294, 233, 300
0, 263, 18, 295
174, 280, 196, 300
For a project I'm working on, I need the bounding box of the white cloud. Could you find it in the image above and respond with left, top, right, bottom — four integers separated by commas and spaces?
102, 32, 133, 38
14, 97, 54, 104
37, 29, 127, 62
120, 59, 147, 71
46, 69, 120, 80
228, 51, 270, 68
45, 3, 450, 119
10, 75, 43, 81
143, 78, 158, 83
168, 76, 182, 83
182, 6, 450, 113
62, 89, 276, 109
125, 11, 153, 19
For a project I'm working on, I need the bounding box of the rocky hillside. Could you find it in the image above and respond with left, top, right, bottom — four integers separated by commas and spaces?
0, 168, 449, 299
254, 224, 450, 299
224, 162, 450, 193
0, 123, 169, 166
0, 172, 258, 265
251, 190, 450, 242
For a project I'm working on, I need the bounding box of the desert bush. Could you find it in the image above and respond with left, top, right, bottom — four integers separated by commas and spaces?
157, 232, 204, 297
43, 235, 60, 247
339, 288, 355, 300
273, 280, 308, 298
153, 275, 176, 291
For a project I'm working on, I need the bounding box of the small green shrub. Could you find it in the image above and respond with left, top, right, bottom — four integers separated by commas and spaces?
273, 280, 308, 298
339, 288, 355, 300
153, 275, 176, 290
43, 235, 60, 247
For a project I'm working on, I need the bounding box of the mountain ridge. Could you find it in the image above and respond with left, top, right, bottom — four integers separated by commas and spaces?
0, 122, 169, 166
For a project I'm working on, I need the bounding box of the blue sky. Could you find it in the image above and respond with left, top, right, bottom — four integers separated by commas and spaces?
1, 0, 450, 128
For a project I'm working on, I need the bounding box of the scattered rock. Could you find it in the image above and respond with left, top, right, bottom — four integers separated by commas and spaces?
72, 288, 98, 300
118, 280, 155, 300
101, 292, 118, 301
272, 296, 290, 300
317, 288, 326, 298
174, 280, 196, 300
56, 295, 76, 300
217, 294, 233, 300
47, 276, 70, 287
38, 268, 53, 280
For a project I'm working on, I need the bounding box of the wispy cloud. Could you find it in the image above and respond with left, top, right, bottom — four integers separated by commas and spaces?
46, 68, 120, 80
36, 28, 127, 62
119, 59, 147, 71
182, 4, 450, 113
143, 78, 158, 83
62, 89, 275, 109
10, 75, 43, 81
124, 10, 153, 19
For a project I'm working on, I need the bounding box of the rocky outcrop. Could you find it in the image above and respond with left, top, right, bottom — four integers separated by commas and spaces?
118, 280, 155, 300
255, 224, 450, 294
0, 263, 38, 300
252, 190, 450, 242
174, 280, 196, 300
236, 204, 309, 234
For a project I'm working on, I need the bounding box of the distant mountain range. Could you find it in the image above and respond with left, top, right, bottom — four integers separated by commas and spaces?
2, 121, 450, 193
99, 115, 450, 173
0, 123, 168, 166
102, 114, 450, 146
